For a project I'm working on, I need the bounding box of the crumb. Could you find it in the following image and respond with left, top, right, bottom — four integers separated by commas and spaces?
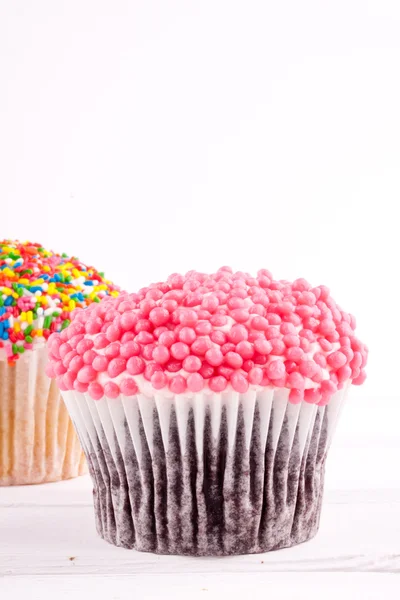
68, 556, 76, 561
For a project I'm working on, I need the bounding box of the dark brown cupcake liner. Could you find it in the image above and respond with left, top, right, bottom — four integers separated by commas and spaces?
63, 387, 346, 556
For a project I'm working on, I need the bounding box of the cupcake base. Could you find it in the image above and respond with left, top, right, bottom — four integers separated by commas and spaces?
63, 387, 346, 556
0, 346, 86, 486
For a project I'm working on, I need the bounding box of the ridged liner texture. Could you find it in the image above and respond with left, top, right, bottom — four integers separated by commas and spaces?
0, 346, 86, 485
63, 385, 347, 556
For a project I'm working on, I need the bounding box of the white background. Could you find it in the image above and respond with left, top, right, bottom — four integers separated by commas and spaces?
1, 3, 400, 597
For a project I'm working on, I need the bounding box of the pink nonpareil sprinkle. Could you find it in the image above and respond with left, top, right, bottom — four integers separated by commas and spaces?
209, 376, 228, 392
46, 267, 368, 402
120, 377, 139, 396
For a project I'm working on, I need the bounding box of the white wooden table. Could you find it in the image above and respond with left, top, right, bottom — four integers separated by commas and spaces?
1, 397, 399, 599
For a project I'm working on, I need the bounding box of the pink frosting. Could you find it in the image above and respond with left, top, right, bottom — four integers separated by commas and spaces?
46, 267, 368, 404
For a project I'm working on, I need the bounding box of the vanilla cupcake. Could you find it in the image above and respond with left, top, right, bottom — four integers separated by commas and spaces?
46, 267, 367, 555
0, 240, 119, 485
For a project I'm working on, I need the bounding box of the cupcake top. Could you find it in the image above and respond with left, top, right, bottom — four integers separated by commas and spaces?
0, 240, 119, 363
46, 267, 368, 405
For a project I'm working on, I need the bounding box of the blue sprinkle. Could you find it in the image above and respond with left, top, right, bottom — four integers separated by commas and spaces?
2, 332, 9, 340
3, 319, 10, 329
29, 286, 42, 293
0, 307, 5, 316
4, 297, 13, 306
84, 281, 94, 286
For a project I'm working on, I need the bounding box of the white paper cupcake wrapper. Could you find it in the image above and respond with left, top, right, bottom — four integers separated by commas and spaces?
63, 385, 348, 556
0, 346, 86, 485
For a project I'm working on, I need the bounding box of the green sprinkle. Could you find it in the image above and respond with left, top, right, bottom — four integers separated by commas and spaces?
0, 297, 4, 307
52, 311, 61, 317
17, 287, 23, 297
18, 346, 25, 354
43, 316, 52, 329
12, 343, 18, 355
20, 269, 33, 275
93, 296, 100, 303
25, 335, 33, 343
61, 319, 70, 330
62, 252, 68, 258
24, 325, 33, 336
99, 272, 105, 278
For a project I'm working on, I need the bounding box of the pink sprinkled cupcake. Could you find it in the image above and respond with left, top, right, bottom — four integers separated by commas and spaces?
46, 267, 368, 556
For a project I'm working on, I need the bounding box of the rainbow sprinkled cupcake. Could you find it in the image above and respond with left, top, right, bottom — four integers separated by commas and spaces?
47, 267, 368, 555
0, 240, 119, 485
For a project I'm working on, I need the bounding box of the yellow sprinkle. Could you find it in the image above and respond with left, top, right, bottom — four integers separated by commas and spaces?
48, 283, 56, 294
69, 300, 76, 311
19, 278, 29, 285
89, 292, 97, 300
27, 311, 33, 324
61, 294, 69, 303
72, 269, 81, 279
14, 322, 21, 333
110, 291, 119, 297
2, 268, 15, 278
36, 329, 43, 337
42, 265, 51, 272
31, 279, 44, 286
20, 312, 27, 321
1, 288, 13, 296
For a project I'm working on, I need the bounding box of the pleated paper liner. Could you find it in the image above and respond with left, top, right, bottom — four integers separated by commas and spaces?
0, 345, 86, 486
63, 385, 347, 556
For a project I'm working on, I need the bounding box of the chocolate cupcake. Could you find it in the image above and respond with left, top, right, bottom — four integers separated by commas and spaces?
46, 267, 368, 555
0, 240, 119, 485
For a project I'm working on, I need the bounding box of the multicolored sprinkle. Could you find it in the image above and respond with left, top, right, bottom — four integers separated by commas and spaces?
0, 240, 119, 364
